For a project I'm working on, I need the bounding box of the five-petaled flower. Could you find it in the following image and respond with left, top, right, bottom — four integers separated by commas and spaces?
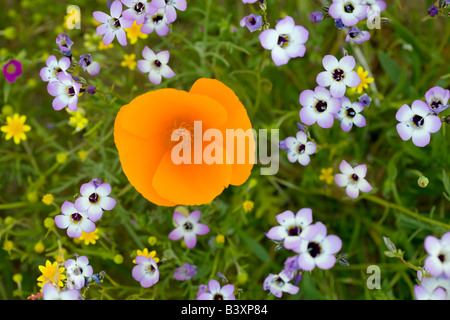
424, 232, 450, 278
196, 279, 235, 300
140, 8, 171, 36
240, 14, 263, 33
65, 256, 94, 289
425, 86, 449, 114
279, 131, 317, 166
137, 46, 175, 85
168, 210, 210, 249
173, 263, 198, 281
54, 201, 96, 238
336, 97, 366, 132
299, 86, 341, 128
263, 271, 299, 298
74, 179, 116, 222
334, 160, 373, 199
93, 0, 133, 46
132, 255, 160, 288
328, 0, 368, 27
395, 100, 442, 147
47, 73, 81, 111
259, 15, 309, 66
42, 283, 80, 300
121, 0, 150, 25
79, 54, 101, 76
40, 55, 70, 83
151, 0, 187, 23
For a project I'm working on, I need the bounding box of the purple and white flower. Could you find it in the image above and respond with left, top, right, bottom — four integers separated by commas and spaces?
425, 86, 449, 114
93, 0, 133, 46
358, 93, 372, 108
316, 55, 360, 98
364, 0, 386, 22
263, 271, 299, 298
299, 86, 341, 128
42, 283, 80, 300
137, 46, 176, 85
56, 34, 74, 57
121, 0, 150, 25
173, 263, 197, 281
280, 131, 317, 166
266, 208, 318, 251
415, 276, 450, 300
283, 256, 303, 285
345, 27, 371, 44
132, 255, 160, 288
259, 15, 309, 66
40, 55, 71, 83
79, 54, 101, 76
424, 232, 450, 278
47, 73, 81, 111
310, 11, 324, 23
54, 201, 96, 238
65, 256, 93, 289
296, 222, 342, 271
336, 97, 366, 132
395, 100, 442, 147
335, 160, 373, 199
240, 14, 263, 33
196, 279, 235, 300
150, 0, 187, 23
328, 0, 368, 27
140, 8, 170, 36
74, 179, 116, 222
168, 210, 210, 249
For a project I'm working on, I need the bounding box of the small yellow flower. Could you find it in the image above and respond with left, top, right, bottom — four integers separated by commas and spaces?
319, 167, 334, 185
351, 66, 374, 94
216, 234, 225, 244
98, 40, 114, 50
34, 241, 45, 253
77, 229, 100, 245
56, 152, 68, 164
121, 53, 137, 71
3, 240, 14, 252
124, 21, 148, 45
1, 113, 31, 144
77, 150, 89, 162
243, 200, 254, 212
68, 109, 88, 132
41, 194, 54, 206
37, 260, 66, 289
133, 248, 160, 264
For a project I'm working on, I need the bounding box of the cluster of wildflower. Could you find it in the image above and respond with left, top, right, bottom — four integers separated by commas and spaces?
37, 256, 105, 300
414, 232, 450, 300
240, 1, 309, 66
310, 0, 388, 45
395, 86, 447, 147
54, 178, 116, 238
428, 0, 450, 18
263, 208, 343, 297
94, 0, 179, 84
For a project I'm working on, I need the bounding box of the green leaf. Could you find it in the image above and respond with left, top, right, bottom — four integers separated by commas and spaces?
236, 229, 270, 263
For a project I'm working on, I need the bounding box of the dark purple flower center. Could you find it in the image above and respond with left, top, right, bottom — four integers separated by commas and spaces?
307, 242, 321, 258
153, 60, 162, 68
134, 2, 145, 13
297, 144, 306, 154
287, 225, 302, 236
351, 173, 359, 182
332, 68, 345, 81
277, 34, 290, 48
112, 18, 121, 28
152, 13, 164, 24
71, 212, 82, 222
346, 108, 356, 118
248, 17, 256, 25
438, 253, 446, 263
89, 193, 99, 204
273, 276, 285, 287
349, 31, 359, 38
145, 264, 156, 274
430, 99, 442, 111
67, 86, 76, 97
412, 114, 424, 127
213, 294, 224, 300
183, 222, 193, 231
83, 56, 91, 66
344, 2, 355, 13
74, 267, 84, 275
315, 100, 328, 112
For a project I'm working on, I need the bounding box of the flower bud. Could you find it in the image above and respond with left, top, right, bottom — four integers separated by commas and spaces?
428, 5, 439, 17
87, 85, 97, 95
418, 176, 429, 188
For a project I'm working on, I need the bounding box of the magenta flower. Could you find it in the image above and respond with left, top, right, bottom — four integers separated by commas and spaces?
54, 201, 96, 238
150, 0, 187, 23
240, 14, 263, 32
137, 46, 175, 85
74, 179, 116, 222
336, 97, 366, 132
173, 263, 197, 281
3, 60, 22, 83
328, 0, 368, 27
56, 34, 74, 56
121, 0, 150, 25
316, 55, 361, 98
265, 208, 318, 251
263, 271, 299, 298
93, 0, 133, 46
140, 8, 170, 36
40, 55, 71, 83
132, 255, 160, 288
299, 86, 341, 128
196, 279, 235, 300
47, 73, 81, 111
168, 210, 209, 249
424, 232, 450, 278
79, 54, 101, 76
259, 15, 309, 66
395, 100, 442, 147
296, 222, 342, 271
335, 160, 373, 199
425, 86, 449, 114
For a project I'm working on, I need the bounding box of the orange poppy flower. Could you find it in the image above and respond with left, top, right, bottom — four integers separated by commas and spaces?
114, 78, 255, 206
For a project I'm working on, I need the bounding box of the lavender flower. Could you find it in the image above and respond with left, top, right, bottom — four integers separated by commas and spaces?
428, 5, 439, 17
196, 279, 235, 300
299, 86, 341, 128
425, 86, 449, 114
140, 8, 170, 36
358, 93, 372, 108
65, 256, 93, 289
79, 54, 101, 76
259, 15, 309, 66
56, 34, 74, 56
132, 255, 160, 288
334, 160, 373, 199
336, 97, 366, 132
40, 55, 70, 83
47, 73, 81, 111
310, 12, 324, 23
54, 201, 96, 238
240, 14, 263, 32
137, 46, 175, 85
173, 263, 197, 281
281, 131, 317, 166
42, 283, 80, 300
74, 179, 116, 222
414, 276, 450, 300
328, 0, 368, 27
263, 271, 299, 298
424, 232, 450, 278
151, 0, 187, 23
168, 210, 210, 249
93, 0, 133, 46
395, 100, 442, 147
121, 0, 150, 25
345, 27, 371, 44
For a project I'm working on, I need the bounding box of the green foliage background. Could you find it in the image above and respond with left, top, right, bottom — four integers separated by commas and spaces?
0, 0, 449, 300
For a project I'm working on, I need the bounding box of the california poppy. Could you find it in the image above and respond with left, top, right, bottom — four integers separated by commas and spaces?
114, 78, 255, 206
